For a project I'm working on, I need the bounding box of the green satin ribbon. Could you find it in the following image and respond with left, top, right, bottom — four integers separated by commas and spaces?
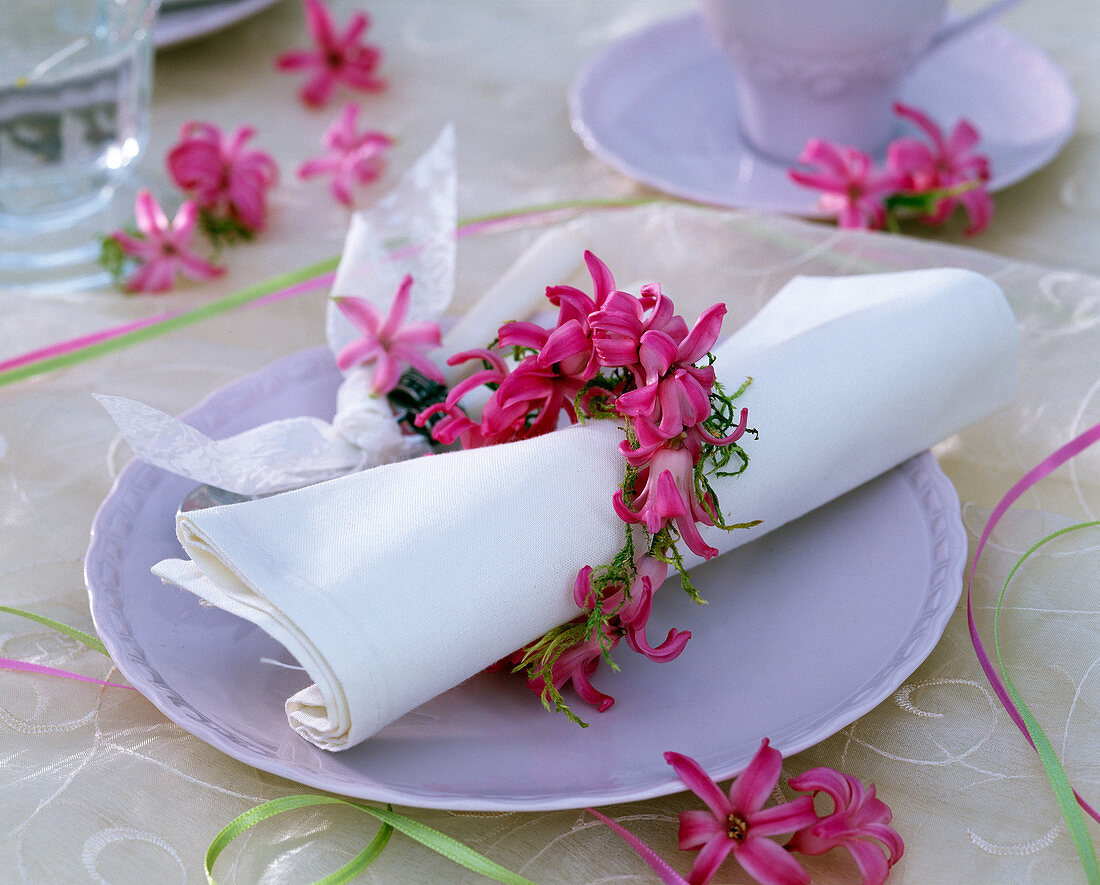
993, 521, 1100, 883
205, 795, 536, 885
0, 197, 666, 390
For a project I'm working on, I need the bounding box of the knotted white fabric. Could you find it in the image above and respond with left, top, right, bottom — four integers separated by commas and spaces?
152, 267, 1019, 750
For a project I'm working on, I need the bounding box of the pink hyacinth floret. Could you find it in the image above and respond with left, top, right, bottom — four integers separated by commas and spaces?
334, 273, 444, 395
887, 101, 993, 236
522, 557, 689, 713
788, 139, 902, 230
166, 121, 278, 233
276, 0, 385, 107
614, 442, 721, 560
298, 103, 393, 206
109, 190, 225, 294
666, 741, 819, 885
572, 559, 689, 664
786, 767, 904, 885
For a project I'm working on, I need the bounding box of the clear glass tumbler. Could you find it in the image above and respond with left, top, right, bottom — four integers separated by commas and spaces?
0, 0, 160, 293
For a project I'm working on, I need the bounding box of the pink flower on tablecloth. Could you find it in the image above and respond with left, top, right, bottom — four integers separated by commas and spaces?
667, 742, 819, 885
298, 104, 393, 206
275, 0, 385, 107
334, 273, 444, 395
887, 101, 993, 236
108, 190, 225, 294
786, 767, 904, 885
166, 122, 278, 233
788, 139, 902, 230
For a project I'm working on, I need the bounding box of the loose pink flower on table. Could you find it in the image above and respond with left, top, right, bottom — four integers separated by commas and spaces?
275, 0, 385, 107
788, 139, 901, 230
887, 101, 993, 235
786, 768, 904, 885
108, 190, 225, 294
666, 741, 819, 885
166, 122, 278, 234
334, 273, 444, 395
298, 103, 393, 206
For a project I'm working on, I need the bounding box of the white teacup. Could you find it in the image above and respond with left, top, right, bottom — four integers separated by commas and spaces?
698, 0, 1020, 163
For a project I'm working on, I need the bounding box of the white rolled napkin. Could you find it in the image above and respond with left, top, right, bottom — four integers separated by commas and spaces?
153, 267, 1019, 750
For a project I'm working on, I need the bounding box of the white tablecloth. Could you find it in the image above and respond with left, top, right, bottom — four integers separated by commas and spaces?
1, 2, 1098, 882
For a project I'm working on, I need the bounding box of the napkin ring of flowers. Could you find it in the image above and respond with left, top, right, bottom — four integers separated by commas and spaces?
404, 248, 755, 723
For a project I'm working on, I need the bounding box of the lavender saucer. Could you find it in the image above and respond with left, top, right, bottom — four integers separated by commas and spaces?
570, 13, 1077, 214
87, 347, 967, 811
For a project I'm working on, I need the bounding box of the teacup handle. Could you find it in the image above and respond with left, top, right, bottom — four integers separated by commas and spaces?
929, 0, 1023, 50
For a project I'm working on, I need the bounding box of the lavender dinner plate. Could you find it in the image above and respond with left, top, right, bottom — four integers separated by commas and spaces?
87, 347, 968, 811
570, 12, 1077, 214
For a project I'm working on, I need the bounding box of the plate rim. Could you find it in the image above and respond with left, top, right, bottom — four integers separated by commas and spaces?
86, 345, 969, 811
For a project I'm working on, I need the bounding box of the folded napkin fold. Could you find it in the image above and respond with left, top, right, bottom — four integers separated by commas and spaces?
153, 267, 1019, 750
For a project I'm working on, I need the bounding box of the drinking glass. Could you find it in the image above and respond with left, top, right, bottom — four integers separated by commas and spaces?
0, 0, 160, 293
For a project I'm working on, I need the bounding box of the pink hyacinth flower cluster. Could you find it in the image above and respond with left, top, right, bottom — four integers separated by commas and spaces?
166, 121, 279, 235
107, 190, 225, 294
276, 0, 385, 108
420, 251, 749, 715
789, 101, 992, 235
666, 741, 904, 885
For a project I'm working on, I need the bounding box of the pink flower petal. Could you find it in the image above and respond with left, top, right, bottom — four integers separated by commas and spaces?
728, 738, 782, 815
845, 839, 892, 885
685, 834, 734, 885
132, 189, 167, 236
392, 345, 445, 383
959, 186, 994, 236
892, 100, 945, 153
335, 296, 383, 336
734, 835, 811, 885
379, 274, 413, 338
748, 796, 819, 838
275, 50, 321, 71
583, 249, 616, 305
335, 338, 381, 371
536, 319, 591, 368
175, 251, 226, 283
303, 0, 336, 48
369, 351, 401, 394
126, 259, 177, 294
676, 809, 723, 851
664, 752, 732, 821
638, 330, 678, 384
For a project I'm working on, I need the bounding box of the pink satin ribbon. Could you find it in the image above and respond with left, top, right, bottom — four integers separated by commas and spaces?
966, 419, 1100, 824
1, 657, 134, 691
